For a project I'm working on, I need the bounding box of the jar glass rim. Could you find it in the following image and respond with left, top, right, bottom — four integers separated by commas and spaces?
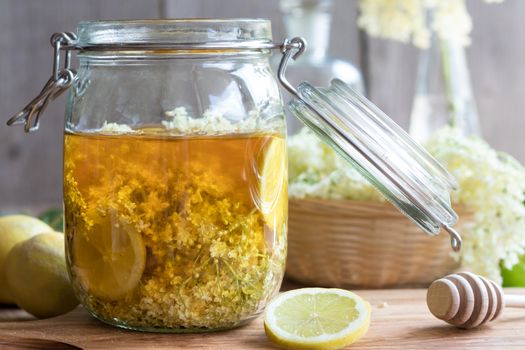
76, 19, 273, 47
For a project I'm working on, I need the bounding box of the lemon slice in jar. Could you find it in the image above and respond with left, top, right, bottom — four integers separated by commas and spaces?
264, 288, 371, 350
72, 217, 146, 301
259, 136, 288, 231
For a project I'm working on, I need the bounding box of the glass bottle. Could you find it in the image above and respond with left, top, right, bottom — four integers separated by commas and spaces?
409, 33, 481, 142
279, 0, 364, 132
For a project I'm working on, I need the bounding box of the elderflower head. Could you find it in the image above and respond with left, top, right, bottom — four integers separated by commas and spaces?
289, 125, 525, 284
425, 127, 525, 284
288, 127, 383, 201
357, 0, 502, 48
162, 106, 282, 134
357, 0, 430, 48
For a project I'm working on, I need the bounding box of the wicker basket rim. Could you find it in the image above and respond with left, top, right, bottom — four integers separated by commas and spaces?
289, 197, 472, 219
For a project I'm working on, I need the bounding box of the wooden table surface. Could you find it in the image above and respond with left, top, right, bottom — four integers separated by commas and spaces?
1, 288, 525, 349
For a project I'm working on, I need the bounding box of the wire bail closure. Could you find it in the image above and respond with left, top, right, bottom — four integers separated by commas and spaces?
275, 37, 462, 252
7, 32, 77, 132
6, 33, 305, 133
276, 37, 307, 98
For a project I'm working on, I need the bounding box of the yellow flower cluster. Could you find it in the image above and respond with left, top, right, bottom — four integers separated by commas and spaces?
64, 131, 286, 330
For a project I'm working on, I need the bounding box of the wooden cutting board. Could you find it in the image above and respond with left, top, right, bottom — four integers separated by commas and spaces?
1, 288, 524, 349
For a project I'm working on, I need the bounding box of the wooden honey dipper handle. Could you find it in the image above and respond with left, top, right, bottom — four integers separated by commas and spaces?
427, 272, 525, 329
504, 294, 525, 308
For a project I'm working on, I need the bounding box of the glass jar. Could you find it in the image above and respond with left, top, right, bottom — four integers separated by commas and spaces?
8, 18, 463, 334
61, 20, 287, 332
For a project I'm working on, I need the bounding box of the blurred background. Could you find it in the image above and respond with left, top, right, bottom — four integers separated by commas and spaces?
1, 0, 523, 210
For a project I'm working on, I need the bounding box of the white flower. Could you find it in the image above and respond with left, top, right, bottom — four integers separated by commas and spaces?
357, 0, 430, 48
431, 0, 472, 46
426, 127, 525, 283
162, 106, 281, 134
357, 0, 502, 48
99, 121, 135, 133
288, 127, 383, 201
289, 125, 525, 284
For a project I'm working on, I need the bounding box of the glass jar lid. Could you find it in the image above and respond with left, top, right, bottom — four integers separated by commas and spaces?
75, 19, 273, 49
278, 38, 462, 251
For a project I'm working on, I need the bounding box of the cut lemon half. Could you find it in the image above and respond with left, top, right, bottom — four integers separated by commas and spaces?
72, 216, 146, 301
259, 136, 287, 231
264, 288, 371, 350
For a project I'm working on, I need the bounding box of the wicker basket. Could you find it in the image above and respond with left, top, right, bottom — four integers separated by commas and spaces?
286, 198, 470, 288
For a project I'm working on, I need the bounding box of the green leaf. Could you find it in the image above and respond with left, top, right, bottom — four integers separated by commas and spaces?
39, 208, 64, 232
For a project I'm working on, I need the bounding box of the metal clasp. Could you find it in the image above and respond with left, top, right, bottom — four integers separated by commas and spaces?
7, 32, 77, 132
277, 37, 306, 98
6, 34, 305, 134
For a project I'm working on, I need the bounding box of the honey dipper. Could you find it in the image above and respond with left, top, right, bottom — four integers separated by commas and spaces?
426, 272, 525, 329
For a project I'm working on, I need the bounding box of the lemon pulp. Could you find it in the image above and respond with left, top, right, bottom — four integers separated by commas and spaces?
259, 137, 288, 231
264, 288, 371, 350
72, 216, 146, 301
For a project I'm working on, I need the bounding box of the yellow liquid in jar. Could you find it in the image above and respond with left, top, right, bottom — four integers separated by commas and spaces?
64, 130, 287, 331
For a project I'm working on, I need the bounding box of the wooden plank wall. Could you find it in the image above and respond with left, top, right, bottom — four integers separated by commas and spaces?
1, 0, 524, 209
0, 0, 161, 210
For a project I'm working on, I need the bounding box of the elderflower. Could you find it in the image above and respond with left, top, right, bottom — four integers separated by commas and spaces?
289, 125, 525, 283
288, 127, 383, 201
162, 106, 283, 134
99, 120, 135, 133
64, 121, 286, 329
357, 0, 503, 48
425, 127, 525, 284
357, 0, 430, 48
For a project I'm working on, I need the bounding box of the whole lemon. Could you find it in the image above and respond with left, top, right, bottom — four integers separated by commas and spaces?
5, 232, 79, 318
0, 215, 53, 304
